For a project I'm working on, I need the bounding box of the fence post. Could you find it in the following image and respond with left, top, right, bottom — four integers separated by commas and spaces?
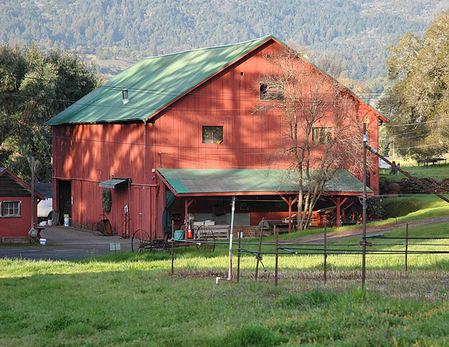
405, 223, 409, 272
274, 225, 279, 286
255, 224, 264, 281
171, 221, 175, 275
237, 231, 242, 283
324, 221, 327, 284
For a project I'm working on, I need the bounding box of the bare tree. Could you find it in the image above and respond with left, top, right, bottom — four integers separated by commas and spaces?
259, 48, 369, 230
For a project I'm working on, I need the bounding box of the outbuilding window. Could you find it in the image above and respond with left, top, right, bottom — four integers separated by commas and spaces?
202, 126, 223, 144
0, 201, 21, 217
312, 127, 333, 145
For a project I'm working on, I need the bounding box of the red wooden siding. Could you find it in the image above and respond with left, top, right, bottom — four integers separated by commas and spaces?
52, 40, 381, 238
0, 196, 32, 239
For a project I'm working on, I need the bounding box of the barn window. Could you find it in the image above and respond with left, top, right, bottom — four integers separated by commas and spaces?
202, 126, 223, 144
259, 82, 284, 100
312, 127, 333, 145
0, 201, 21, 217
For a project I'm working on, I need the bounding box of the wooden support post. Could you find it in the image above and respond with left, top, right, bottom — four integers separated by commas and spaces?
275, 225, 279, 286
237, 231, 242, 283
405, 223, 409, 272
184, 198, 194, 239
288, 197, 292, 233
281, 196, 298, 233
336, 197, 341, 227
332, 197, 347, 227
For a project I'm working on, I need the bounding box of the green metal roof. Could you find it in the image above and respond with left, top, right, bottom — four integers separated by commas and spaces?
99, 178, 129, 189
157, 168, 371, 196
47, 36, 275, 125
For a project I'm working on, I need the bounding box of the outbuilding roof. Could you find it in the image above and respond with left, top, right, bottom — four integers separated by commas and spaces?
47, 35, 274, 125
157, 168, 371, 197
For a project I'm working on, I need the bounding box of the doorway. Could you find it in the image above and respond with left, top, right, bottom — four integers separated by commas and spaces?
57, 180, 72, 224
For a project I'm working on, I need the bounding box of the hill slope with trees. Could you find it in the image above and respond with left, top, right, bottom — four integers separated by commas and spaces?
1, 0, 449, 87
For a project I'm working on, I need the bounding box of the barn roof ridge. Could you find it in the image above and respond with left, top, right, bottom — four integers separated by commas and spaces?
47, 35, 278, 126
141, 35, 275, 60
47, 34, 387, 126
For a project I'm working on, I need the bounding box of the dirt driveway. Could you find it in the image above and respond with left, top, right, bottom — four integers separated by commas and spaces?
0, 226, 131, 260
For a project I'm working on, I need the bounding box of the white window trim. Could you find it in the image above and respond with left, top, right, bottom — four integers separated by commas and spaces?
0, 200, 22, 217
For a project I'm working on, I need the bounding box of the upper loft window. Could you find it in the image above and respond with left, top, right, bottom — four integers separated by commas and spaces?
312, 127, 333, 145
0, 201, 21, 217
259, 82, 284, 100
202, 126, 223, 144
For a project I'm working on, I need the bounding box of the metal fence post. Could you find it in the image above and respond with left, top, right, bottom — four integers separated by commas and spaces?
324, 221, 327, 284
255, 224, 264, 281
405, 223, 409, 272
275, 225, 279, 286
171, 220, 175, 275
237, 231, 242, 283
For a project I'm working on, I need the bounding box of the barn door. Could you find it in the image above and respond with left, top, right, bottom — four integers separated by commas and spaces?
57, 180, 72, 224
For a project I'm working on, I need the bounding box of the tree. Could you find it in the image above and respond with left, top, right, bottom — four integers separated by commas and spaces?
0, 45, 99, 181
260, 48, 367, 230
379, 12, 449, 160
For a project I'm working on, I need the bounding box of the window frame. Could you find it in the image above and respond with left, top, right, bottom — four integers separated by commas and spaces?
259, 82, 285, 101
312, 127, 333, 145
0, 200, 22, 218
202, 125, 224, 145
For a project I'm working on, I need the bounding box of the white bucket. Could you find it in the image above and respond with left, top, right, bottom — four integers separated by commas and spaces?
39, 238, 47, 245
47, 219, 52, 226
64, 214, 70, 227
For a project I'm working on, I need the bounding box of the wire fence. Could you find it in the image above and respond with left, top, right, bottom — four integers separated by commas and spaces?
167, 223, 449, 286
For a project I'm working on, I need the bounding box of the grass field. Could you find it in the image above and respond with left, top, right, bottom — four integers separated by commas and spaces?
380, 163, 449, 181
2, 222, 449, 346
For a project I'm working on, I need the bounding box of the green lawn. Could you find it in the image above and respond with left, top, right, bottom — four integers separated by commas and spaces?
380, 163, 449, 181
2, 222, 449, 346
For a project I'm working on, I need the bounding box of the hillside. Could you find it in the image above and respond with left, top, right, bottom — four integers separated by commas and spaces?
1, 0, 449, 88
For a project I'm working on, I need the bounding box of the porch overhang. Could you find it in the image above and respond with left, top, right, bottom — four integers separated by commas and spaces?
99, 178, 129, 189
156, 168, 372, 197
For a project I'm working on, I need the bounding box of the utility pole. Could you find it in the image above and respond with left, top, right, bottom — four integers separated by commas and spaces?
29, 155, 37, 240
361, 123, 368, 290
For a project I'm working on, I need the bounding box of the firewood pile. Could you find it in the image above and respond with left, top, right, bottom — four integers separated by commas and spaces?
382, 178, 449, 194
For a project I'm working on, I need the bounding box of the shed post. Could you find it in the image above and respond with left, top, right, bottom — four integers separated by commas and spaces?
336, 197, 341, 227
184, 198, 194, 239
281, 196, 298, 233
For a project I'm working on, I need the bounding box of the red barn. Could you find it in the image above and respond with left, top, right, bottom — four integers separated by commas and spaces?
0, 167, 42, 242
48, 36, 386, 239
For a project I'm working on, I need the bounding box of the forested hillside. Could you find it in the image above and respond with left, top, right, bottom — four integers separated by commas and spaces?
1, 0, 449, 89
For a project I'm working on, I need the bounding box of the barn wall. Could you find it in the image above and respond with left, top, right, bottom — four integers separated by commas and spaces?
152, 41, 381, 193
0, 196, 32, 239
52, 123, 163, 238
52, 40, 381, 239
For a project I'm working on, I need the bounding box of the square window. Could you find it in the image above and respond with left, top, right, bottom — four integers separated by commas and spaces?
312, 127, 333, 145
1, 201, 21, 217
260, 82, 284, 100
202, 126, 223, 144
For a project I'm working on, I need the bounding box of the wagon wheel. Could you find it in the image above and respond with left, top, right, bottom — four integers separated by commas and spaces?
131, 229, 151, 252
195, 225, 216, 252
